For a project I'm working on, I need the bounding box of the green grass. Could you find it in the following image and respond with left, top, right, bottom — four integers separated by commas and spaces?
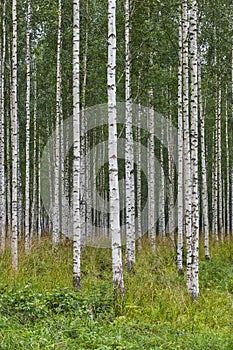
0, 237, 233, 349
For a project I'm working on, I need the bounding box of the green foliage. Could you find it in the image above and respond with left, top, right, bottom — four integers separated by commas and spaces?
0, 238, 233, 349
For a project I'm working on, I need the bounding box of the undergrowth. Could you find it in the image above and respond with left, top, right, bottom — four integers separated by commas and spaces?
0, 237, 232, 349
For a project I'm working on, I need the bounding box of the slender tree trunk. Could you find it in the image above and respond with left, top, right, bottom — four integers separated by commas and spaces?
182, 0, 192, 292
73, 0, 81, 290
136, 102, 142, 249
212, 125, 218, 242
25, 0, 31, 253
31, 52, 37, 238
148, 72, 155, 252
189, 0, 199, 300
159, 116, 165, 240
0, 0, 6, 253
177, 12, 183, 274
225, 94, 230, 238
11, 0, 18, 269
53, 0, 62, 245
217, 88, 223, 241
80, 0, 89, 244
125, 0, 135, 271
108, 0, 124, 295
199, 61, 210, 260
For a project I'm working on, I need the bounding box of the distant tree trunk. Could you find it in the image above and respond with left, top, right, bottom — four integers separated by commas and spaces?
25, 0, 31, 253
212, 126, 218, 242
168, 100, 175, 245
199, 60, 210, 260
225, 96, 230, 238
177, 13, 183, 274
136, 101, 142, 249
125, 0, 135, 271
53, 0, 62, 245
182, 0, 192, 292
0, 0, 6, 253
108, 0, 124, 295
11, 0, 18, 269
38, 136, 42, 240
159, 116, 165, 240
73, 0, 81, 290
217, 88, 223, 241
148, 63, 155, 252
31, 52, 37, 238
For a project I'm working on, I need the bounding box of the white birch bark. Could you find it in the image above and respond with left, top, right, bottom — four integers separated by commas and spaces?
125, 0, 135, 271
159, 116, 165, 240
168, 108, 175, 245
73, 0, 81, 290
0, 0, 6, 253
53, 0, 62, 245
217, 88, 223, 241
11, 0, 18, 269
177, 13, 183, 274
108, 0, 124, 294
182, 0, 192, 292
25, 0, 31, 253
31, 52, 37, 238
212, 126, 218, 242
225, 97, 230, 237
199, 60, 210, 260
190, 0, 199, 300
80, 0, 89, 242
148, 78, 155, 252
38, 135, 42, 239
136, 102, 142, 249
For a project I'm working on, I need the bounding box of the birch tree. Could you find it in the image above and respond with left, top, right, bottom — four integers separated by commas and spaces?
25, 0, 31, 253
0, 0, 6, 253
189, 0, 199, 300
177, 13, 183, 274
11, 0, 18, 269
73, 0, 81, 290
199, 60, 210, 260
182, 0, 192, 292
53, 0, 62, 246
125, 0, 135, 271
148, 70, 155, 252
108, 0, 124, 295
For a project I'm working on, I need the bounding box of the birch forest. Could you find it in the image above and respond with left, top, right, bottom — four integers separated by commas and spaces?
0, 0, 233, 348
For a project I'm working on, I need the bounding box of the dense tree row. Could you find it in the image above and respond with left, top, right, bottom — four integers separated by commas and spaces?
0, 0, 232, 300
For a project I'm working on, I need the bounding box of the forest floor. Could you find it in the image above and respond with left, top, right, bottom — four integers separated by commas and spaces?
0, 236, 232, 349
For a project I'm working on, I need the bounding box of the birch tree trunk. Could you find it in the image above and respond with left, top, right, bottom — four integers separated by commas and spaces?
80, 0, 89, 243
31, 52, 37, 238
11, 0, 18, 269
212, 126, 218, 242
25, 0, 31, 253
217, 88, 223, 241
125, 0, 135, 271
189, 0, 199, 300
108, 0, 124, 295
53, 0, 62, 245
0, 0, 6, 253
73, 0, 81, 290
159, 116, 165, 240
225, 97, 230, 238
136, 102, 142, 249
177, 13, 183, 274
199, 61, 210, 260
182, 0, 192, 292
148, 79, 155, 252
